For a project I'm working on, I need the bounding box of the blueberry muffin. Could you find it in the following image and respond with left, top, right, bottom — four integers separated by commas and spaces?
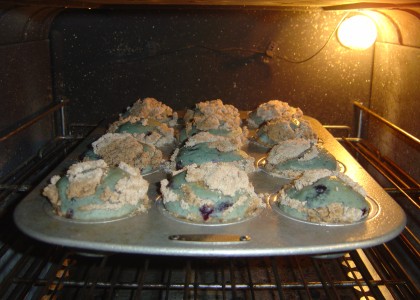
160, 162, 265, 223
108, 98, 177, 148
171, 131, 255, 173
121, 97, 177, 126
277, 169, 369, 224
263, 138, 338, 178
179, 99, 247, 145
87, 133, 163, 174
43, 160, 150, 221
247, 100, 304, 129
247, 100, 317, 147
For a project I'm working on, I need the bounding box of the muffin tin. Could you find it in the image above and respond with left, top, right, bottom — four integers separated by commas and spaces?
14, 117, 406, 257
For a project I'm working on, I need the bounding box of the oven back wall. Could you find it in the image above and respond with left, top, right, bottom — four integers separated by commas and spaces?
0, 41, 54, 178
50, 8, 373, 132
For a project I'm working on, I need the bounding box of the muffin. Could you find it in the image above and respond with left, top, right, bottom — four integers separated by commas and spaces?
277, 169, 369, 224
160, 163, 265, 223
171, 131, 255, 173
42, 160, 149, 221
108, 98, 177, 148
247, 100, 317, 147
263, 139, 338, 178
88, 133, 163, 174
255, 118, 317, 147
108, 117, 176, 148
179, 99, 247, 145
247, 100, 303, 129
121, 97, 177, 126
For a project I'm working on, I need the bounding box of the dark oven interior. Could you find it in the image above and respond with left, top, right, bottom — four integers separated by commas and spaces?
0, 1, 419, 299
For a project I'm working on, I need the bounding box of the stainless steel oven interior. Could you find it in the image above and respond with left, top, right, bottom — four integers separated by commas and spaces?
0, 1, 419, 299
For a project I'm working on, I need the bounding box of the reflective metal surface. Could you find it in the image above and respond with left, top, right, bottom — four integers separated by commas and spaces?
14, 117, 406, 257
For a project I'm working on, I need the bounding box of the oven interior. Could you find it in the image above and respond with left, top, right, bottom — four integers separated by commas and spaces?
0, 1, 419, 299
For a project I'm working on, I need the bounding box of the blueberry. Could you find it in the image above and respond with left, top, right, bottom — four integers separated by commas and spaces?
218, 202, 233, 211
65, 208, 74, 219
297, 153, 305, 159
199, 204, 214, 221
314, 184, 327, 194
176, 160, 184, 169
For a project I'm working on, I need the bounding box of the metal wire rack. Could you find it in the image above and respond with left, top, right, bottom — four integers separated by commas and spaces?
0, 102, 419, 299
0, 228, 418, 299
0, 225, 414, 300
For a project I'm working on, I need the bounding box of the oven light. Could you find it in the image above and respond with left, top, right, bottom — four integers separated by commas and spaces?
337, 15, 377, 50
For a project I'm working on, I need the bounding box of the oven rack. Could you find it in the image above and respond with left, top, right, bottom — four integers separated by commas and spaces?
0, 229, 418, 300
0, 123, 97, 217
0, 103, 419, 299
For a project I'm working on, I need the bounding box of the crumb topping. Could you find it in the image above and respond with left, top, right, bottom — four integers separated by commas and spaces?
184, 163, 252, 197
262, 118, 317, 144
248, 100, 303, 128
92, 132, 131, 151
107, 117, 175, 147
92, 133, 162, 170
184, 130, 247, 152
290, 169, 366, 197
135, 127, 175, 148
266, 139, 312, 165
184, 99, 242, 132
111, 171, 148, 205
299, 144, 320, 161
66, 160, 108, 199
127, 97, 177, 124
67, 159, 108, 177
336, 172, 367, 197
42, 175, 61, 206
160, 179, 180, 202
279, 192, 307, 211
292, 169, 335, 190
169, 148, 180, 166
117, 161, 141, 177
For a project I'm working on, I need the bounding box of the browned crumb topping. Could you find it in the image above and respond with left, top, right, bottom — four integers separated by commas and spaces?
266, 139, 313, 165
92, 133, 162, 170
127, 97, 177, 125
184, 130, 248, 152
42, 175, 61, 206
290, 170, 366, 196
107, 117, 175, 147
248, 100, 303, 128
184, 99, 242, 133
184, 163, 253, 196
262, 118, 317, 143
66, 160, 108, 199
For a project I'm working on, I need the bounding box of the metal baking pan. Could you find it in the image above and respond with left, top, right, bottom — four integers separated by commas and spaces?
14, 117, 406, 257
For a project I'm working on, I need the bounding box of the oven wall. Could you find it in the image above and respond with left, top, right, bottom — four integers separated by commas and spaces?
1, 6, 418, 182
50, 8, 374, 131
0, 6, 57, 178
368, 10, 420, 182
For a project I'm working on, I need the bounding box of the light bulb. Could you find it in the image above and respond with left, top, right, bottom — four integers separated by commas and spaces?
337, 15, 377, 50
